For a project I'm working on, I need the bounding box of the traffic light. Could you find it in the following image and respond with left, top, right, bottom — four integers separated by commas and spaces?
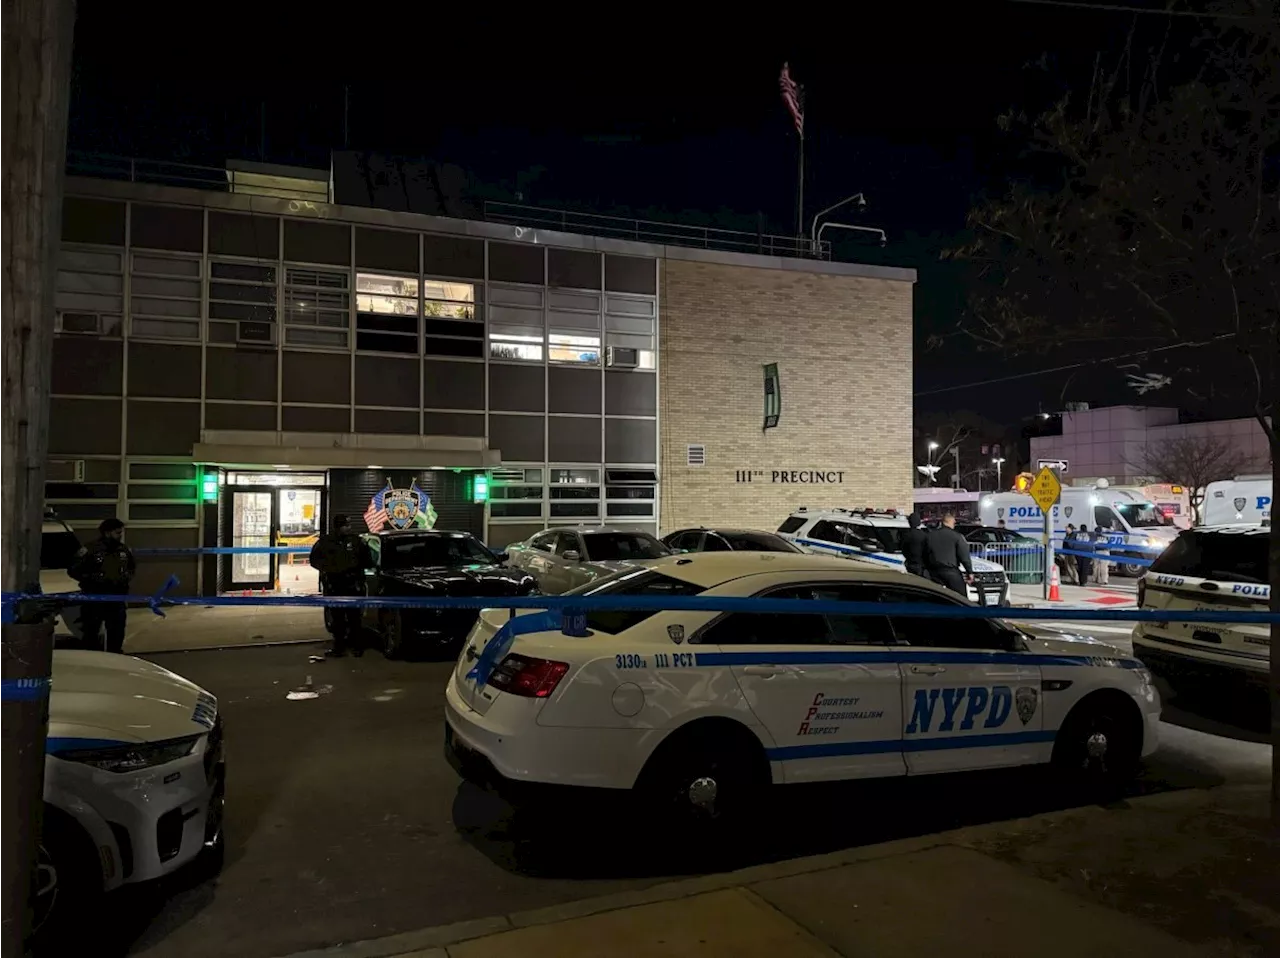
471, 473, 490, 504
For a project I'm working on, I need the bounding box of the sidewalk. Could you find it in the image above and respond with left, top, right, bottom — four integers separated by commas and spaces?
1009, 581, 1138, 611
122, 604, 325, 654
280, 784, 1277, 958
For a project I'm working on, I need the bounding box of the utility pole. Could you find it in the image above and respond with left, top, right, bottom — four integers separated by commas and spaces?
2, 0, 76, 951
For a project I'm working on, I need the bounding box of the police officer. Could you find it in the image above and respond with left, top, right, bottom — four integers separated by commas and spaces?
902, 512, 929, 578
310, 514, 373, 657
69, 517, 136, 653
925, 513, 973, 596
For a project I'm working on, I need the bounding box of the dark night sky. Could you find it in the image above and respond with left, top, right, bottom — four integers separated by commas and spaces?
68, 2, 1213, 430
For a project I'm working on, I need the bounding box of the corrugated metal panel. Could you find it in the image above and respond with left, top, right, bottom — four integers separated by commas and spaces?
328, 469, 483, 537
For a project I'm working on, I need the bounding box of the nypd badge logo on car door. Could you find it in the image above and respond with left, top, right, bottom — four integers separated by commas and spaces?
1015, 686, 1038, 725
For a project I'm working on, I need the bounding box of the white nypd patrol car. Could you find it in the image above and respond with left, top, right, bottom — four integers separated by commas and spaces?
776, 507, 1011, 606
36, 651, 224, 937
1132, 525, 1270, 689
445, 552, 1159, 820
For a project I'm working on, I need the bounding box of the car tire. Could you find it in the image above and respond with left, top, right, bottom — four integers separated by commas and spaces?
636, 725, 766, 831
1120, 562, 1145, 577
382, 612, 405, 660
1051, 695, 1142, 792
31, 808, 102, 950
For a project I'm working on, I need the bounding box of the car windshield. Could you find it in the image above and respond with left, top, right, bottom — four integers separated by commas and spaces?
382, 534, 494, 569
1148, 531, 1268, 583
582, 532, 671, 561
719, 531, 802, 553
1115, 501, 1174, 528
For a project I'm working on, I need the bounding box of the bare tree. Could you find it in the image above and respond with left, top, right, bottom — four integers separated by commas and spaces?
1127, 435, 1262, 522
944, 3, 1280, 815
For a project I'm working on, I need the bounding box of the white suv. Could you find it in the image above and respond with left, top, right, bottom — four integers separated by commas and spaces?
777, 507, 1010, 606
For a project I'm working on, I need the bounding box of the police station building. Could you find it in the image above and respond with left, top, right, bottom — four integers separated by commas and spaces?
48, 157, 915, 594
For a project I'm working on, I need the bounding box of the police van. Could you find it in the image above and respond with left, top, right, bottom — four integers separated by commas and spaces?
980, 482, 1178, 576
776, 507, 1010, 606
444, 553, 1160, 823
1132, 525, 1270, 690
1201, 476, 1271, 527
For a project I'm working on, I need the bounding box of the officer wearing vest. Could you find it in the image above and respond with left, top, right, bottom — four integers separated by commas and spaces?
69, 517, 137, 653
310, 514, 373, 657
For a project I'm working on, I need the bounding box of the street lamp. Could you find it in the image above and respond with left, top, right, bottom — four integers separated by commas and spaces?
992, 457, 1006, 490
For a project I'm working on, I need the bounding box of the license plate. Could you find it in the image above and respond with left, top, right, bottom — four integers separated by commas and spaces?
984, 593, 1000, 606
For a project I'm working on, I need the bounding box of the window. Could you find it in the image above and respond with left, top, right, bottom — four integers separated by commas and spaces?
580, 531, 670, 561
700, 585, 893, 646
56, 248, 123, 336
554, 532, 583, 556
1093, 506, 1122, 532
285, 266, 350, 349
566, 569, 705, 635
424, 280, 484, 358
1115, 501, 1173, 529
130, 253, 202, 340
1149, 531, 1267, 583
808, 519, 902, 554
356, 272, 419, 354
490, 467, 544, 519
702, 534, 730, 552
605, 294, 656, 369
529, 532, 557, 552
719, 531, 802, 553
125, 460, 199, 523
423, 280, 476, 319
549, 331, 601, 364
777, 516, 806, 534
208, 260, 277, 344
550, 467, 599, 520
877, 587, 1012, 651
666, 531, 702, 552
380, 533, 495, 569
604, 468, 656, 520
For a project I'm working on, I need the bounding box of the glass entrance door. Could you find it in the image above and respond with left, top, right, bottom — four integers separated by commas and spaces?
229, 489, 276, 589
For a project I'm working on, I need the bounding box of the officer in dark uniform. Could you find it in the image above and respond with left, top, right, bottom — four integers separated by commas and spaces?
902, 513, 930, 578
925, 513, 974, 596
69, 517, 137, 653
310, 514, 373, 657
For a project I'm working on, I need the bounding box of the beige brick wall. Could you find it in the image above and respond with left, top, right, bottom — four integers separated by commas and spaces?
659, 258, 914, 533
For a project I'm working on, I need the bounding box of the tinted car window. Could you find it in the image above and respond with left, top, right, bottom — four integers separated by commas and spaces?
777, 516, 806, 534
530, 533, 556, 552
719, 531, 802, 553
581, 532, 670, 561
1149, 531, 1268, 583
666, 531, 701, 552
877, 587, 1012, 651
382, 534, 493, 568
702, 534, 731, 552
703, 585, 894, 646
569, 569, 704, 634
554, 532, 582, 556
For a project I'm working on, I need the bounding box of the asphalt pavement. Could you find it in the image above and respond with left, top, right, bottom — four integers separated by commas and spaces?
87, 635, 1271, 958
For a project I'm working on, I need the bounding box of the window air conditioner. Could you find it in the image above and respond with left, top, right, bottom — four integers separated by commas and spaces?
237, 321, 274, 344
606, 346, 639, 368
56, 312, 104, 335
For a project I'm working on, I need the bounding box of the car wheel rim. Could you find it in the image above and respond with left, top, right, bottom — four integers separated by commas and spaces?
686, 776, 718, 812
31, 845, 57, 931
385, 620, 399, 656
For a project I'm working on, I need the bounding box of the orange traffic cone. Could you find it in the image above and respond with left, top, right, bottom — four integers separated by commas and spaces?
1048, 562, 1062, 602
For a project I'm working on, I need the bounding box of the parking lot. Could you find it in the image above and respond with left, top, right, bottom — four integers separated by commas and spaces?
61, 631, 1270, 958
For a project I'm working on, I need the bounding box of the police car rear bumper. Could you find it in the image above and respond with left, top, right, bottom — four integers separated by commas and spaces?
1133, 633, 1270, 689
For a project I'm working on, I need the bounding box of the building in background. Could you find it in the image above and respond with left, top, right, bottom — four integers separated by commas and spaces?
1029, 405, 1270, 487
48, 158, 914, 595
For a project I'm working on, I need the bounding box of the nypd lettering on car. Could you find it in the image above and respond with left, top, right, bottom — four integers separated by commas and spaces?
444, 552, 1160, 820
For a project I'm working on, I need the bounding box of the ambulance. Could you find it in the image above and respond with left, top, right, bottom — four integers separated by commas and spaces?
979, 481, 1178, 576
1201, 476, 1271, 527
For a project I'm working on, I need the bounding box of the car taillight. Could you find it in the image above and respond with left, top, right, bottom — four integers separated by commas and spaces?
487, 654, 570, 698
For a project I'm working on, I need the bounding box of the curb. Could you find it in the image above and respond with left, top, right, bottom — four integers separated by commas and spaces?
269, 788, 1227, 958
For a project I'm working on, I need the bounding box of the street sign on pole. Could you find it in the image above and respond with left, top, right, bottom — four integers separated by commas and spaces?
1030, 466, 1062, 514
1030, 466, 1063, 601
1037, 458, 1069, 474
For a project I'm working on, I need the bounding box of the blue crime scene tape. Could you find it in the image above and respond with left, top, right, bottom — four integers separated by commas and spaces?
3, 588, 1276, 625
1, 677, 53, 702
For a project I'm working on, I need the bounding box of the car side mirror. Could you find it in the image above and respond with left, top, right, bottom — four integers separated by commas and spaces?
562, 550, 581, 562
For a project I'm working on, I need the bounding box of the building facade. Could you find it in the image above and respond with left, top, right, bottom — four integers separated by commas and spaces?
48, 169, 915, 595
1030, 405, 1271, 487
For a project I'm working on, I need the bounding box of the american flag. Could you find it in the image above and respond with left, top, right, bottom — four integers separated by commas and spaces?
364, 482, 391, 532
779, 62, 804, 137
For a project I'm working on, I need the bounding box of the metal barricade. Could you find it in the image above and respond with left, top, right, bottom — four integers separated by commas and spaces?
972, 542, 1045, 585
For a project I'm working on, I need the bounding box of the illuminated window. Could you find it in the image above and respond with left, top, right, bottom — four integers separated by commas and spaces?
423, 280, 476, 320
549, 331, 601, 365
356, 272, 418, 354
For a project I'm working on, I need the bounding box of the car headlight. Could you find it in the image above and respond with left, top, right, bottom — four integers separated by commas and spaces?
53, 734, 201, 773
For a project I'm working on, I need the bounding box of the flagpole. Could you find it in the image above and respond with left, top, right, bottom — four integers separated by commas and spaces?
796, 132, 805, 242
